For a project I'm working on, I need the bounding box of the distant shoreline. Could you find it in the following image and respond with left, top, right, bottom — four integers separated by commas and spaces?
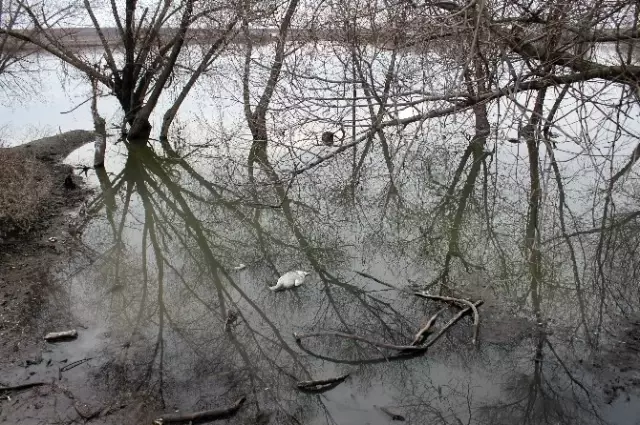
6, 27, 384, 52
6, 27, 634, 57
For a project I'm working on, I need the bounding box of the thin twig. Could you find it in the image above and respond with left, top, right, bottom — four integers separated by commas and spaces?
355, 270, 403, 291
60, 97, 92, 114
414, 293, 481, 345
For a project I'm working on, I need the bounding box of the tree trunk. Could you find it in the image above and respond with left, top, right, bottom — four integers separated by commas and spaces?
90, 77, 107, 168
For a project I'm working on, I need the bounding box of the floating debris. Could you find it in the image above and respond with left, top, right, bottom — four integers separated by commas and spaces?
225, 310, 239, 332
44, 329, 78, 342
270, 270, 309, 291
297, 373, 350, 393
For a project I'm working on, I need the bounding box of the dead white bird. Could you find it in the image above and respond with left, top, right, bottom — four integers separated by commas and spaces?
270, 270, 310, 291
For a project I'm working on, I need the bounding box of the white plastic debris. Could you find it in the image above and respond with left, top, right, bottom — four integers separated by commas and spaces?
269, 270, 310, 291
44, 330, 78, 342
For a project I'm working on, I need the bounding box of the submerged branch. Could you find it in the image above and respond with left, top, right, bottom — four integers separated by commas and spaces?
414, 293, 480, 345
420, 300, 484, 349
153, 396, 246, 424
296, 373, 350, 393
294, 331, 424, 352
411, 307, 446, 346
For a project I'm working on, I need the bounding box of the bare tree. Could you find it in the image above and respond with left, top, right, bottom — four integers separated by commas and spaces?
0, 0, 35, 94
242, 0, 300, 184
0, 0, 240, 149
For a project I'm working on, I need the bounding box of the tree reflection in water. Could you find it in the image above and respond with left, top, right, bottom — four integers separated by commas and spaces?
62, 139, 640, 425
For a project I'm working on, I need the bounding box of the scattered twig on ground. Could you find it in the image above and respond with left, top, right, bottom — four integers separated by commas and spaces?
411, 307, 446, 346
414, 293, 481, 345
152, 396, 246, 424
296, 373, 350, 393
0, 382, 48, 393
60, 357, 92, 372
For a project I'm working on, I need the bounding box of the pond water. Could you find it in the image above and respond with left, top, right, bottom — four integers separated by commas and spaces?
2, 44, 640, 424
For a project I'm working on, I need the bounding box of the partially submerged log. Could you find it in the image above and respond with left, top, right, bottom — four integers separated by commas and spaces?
296, 373, 350, 393
152, 396, 246, 424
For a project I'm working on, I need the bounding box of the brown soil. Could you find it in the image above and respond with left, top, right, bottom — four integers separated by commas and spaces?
0, 157, 94, 422
0, 133, 152, 424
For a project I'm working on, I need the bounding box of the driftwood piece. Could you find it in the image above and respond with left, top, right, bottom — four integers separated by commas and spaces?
296, 373, 350, 393
411, 307, 446, 346
414, 293, 481, 345
153, 396, 246, 424
0, 382, 47, 393
294, 331, 424, 352
44, 329, 78, 342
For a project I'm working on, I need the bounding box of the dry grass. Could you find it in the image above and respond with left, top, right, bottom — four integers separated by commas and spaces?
0, 149, 53, 236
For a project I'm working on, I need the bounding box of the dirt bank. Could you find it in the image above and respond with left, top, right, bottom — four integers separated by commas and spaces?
0, 131, 122, 424
1, 130, 96, 355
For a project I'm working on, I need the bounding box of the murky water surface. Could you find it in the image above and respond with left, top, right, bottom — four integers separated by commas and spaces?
2, 45, 640, 424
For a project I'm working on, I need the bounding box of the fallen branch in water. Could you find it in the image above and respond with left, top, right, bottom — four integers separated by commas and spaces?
411, 307, 446, 346
295, 301, 483, 360
152, 396, 246, 424
0, 382, 48, 393
414, 293, 481, 345
417, 300, 484, 349
297, 372, 350, 393
294, 331, 424, 352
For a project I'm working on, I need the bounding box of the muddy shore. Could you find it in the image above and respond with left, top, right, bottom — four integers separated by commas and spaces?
0, 131, 155, 424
